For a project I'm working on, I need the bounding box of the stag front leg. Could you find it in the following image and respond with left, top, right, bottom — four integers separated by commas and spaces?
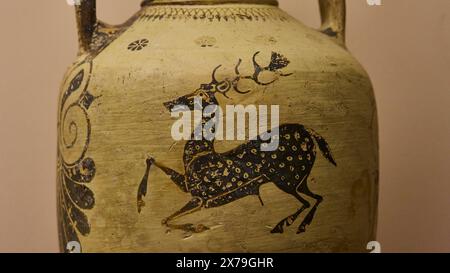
137, 157, 155, 213
162, 197, 209, 233
137, 156, 188, 213
152, 159, 188, 193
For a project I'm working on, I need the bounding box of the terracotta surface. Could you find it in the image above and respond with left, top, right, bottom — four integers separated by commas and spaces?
0, 0, 449, 252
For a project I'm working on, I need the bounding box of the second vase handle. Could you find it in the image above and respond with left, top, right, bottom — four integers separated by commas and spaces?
75, 0, 97, 53
319, 0, 346, 47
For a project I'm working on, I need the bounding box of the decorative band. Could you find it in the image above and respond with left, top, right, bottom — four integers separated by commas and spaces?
141, 0, 279, 7
139, 6, 290, 22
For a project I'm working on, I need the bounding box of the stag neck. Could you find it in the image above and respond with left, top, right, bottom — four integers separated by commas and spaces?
141, 0, 279, 7
190, 108, 220, 141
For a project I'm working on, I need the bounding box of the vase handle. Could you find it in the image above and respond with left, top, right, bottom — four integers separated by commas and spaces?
319, 0, 346, 47
75, 0, 98, 53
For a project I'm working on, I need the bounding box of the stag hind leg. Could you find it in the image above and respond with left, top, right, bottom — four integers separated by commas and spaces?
270, 191, 310, 234
297, 182, 323, 234
270, 177, 311, 234
162, 197, 209, 234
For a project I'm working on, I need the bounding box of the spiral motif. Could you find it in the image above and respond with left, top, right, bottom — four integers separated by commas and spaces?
66, 121, 78, 148
60, 104, 90, 164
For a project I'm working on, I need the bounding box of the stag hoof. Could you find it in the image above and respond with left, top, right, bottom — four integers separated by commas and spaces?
146, 156, 155, 165
137, 199, 146, 213
194, 224, 209, 233
296, 226, 306, 234
270, 224, 284, 234
181, 223, 209, 233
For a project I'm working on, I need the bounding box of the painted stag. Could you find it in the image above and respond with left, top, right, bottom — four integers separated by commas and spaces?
137, 52, 337, 234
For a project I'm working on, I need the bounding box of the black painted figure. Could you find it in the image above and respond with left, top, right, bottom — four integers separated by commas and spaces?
137, 52, 337, 234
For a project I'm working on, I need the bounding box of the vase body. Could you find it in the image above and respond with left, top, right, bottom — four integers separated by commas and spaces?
57, 0, 378, 253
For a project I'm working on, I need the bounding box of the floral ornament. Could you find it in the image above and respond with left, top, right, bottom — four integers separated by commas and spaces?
127, 39, 149, 51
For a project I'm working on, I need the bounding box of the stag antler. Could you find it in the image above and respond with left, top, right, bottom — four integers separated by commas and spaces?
204, 51, 292, 97
234, 51, 292, 93
198, 64, 233, 98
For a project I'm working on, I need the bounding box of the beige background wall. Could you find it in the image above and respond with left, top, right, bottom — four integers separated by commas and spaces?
0, 0, 449, 252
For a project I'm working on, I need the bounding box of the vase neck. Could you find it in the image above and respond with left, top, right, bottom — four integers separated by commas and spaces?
141, 0, 279, 7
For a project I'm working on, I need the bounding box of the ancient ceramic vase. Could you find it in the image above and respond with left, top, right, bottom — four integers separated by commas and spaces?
57, 0, 379, 253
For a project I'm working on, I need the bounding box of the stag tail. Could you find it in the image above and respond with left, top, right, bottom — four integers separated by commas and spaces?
137, 157, 154, 213
306, 128, 337, 166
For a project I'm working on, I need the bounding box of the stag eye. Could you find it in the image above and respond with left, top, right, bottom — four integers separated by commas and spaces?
198, 91, 209, 99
